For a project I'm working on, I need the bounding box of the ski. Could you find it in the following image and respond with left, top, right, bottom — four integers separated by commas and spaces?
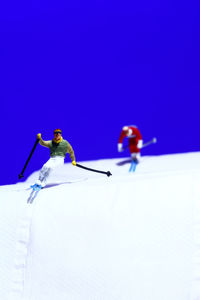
30, 184, 43, 191
27, 184, 42, 204
129, 159, 138, 172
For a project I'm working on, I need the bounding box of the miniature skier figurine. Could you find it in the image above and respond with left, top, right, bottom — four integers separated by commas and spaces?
34, 129, 76, 188
118, 125, 143, 162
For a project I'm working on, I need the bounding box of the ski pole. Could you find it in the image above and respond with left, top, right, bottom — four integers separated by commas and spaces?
123, 137, 157, 150
18, 138, 40, 179
142, 137, 157, 149
76, 163, 112, 177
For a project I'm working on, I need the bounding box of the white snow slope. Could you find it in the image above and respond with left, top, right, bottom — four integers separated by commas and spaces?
1, 152, 200, 300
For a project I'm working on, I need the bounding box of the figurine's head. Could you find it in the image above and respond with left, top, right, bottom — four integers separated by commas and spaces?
53, 129, 62, 141
123, 126, 129, 135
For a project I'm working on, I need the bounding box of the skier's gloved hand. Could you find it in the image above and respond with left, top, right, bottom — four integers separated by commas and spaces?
72, 160, 76, 166
37, 133, 41, 140
137, 140, 143, 149
118, 143, 124, 152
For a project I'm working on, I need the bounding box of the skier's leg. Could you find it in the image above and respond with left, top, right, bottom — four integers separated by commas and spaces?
36, 157, 64, 187
37, 167, 51, 187
36, 164, 51, 187
131, 152, 141, 163
129, 142, 141, 162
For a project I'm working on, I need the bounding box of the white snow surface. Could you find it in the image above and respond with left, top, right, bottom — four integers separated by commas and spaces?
1, 152, 200, 300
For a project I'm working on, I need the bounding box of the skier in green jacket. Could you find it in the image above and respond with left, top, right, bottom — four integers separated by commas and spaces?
35, 129, 76, 187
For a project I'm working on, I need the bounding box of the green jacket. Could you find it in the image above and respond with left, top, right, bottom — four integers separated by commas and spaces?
39, 138, 75, 161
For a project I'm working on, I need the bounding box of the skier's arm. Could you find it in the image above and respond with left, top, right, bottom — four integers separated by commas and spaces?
118, 130, 126, 152
39, 139, 51, 148
66, 143, 76, 164
37, 133, 50, 148
137, 139, 143, 149
134, 129, 143, 149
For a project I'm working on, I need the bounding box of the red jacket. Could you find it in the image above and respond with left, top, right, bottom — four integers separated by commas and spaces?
119, 126, 142, 153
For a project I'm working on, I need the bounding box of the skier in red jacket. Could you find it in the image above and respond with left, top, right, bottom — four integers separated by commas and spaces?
118, 125, 143, 162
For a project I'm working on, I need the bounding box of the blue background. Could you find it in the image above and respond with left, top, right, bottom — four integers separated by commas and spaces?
1, 1, 200, 185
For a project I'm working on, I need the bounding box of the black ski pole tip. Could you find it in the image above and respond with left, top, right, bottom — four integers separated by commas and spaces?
107, 171, 112, 177
19, 174, 23, 179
